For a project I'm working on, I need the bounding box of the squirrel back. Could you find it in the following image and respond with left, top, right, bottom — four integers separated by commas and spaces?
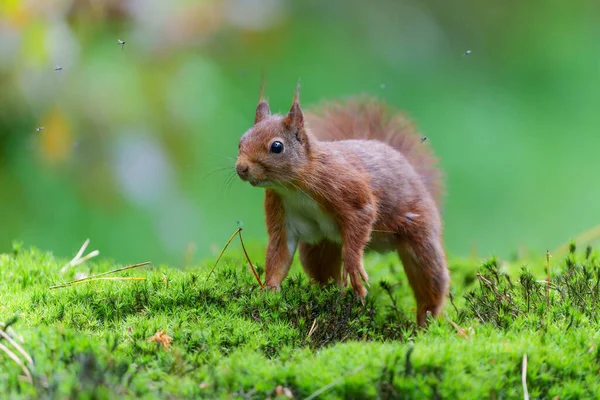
305, 96, 444, 208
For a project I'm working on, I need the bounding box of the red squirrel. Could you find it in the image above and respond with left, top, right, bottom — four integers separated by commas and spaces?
235, 86, 449, 326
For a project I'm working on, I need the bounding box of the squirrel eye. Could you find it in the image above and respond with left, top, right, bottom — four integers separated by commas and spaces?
270, 141, 284, 154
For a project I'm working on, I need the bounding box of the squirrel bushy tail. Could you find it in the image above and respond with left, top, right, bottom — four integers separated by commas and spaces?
306, 96, 444, 207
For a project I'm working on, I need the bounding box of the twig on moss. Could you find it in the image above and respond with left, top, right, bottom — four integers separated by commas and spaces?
207, 228, 242, 280
50, 262, 150, 290
476, 273, 494, 288
61, 277, 147, 287
238, 228, 263, 288
207, 227, 263, 288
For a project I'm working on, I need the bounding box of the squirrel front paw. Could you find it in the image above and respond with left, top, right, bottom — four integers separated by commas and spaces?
264, 283, 281, 291
343, 264, 369, 299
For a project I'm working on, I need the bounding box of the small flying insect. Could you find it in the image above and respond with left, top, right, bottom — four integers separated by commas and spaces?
118, 39, 126, 50
36, 126, 45, 132
54, 65, 63, 72
464, 50, 472, 56
420, 136, 428, 143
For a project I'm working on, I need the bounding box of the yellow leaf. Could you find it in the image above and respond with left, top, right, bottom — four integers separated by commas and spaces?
147, 329, 172, 350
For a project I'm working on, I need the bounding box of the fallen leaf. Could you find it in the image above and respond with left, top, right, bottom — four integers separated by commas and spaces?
147, 329, 172, 349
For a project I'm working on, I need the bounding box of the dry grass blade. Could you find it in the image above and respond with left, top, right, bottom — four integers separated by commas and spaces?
0, 330, 33, 365
49, 262, 151, 290
522, 354, 529, 400
308, 318, 318, 338
206, 227, 263, 288
0, 342, 32, 383
73, 239, 89, 261
476, 273, 494, 287
238, 228, 264, 288
61, 239, 100, 273
207, 228, 241, 280
305, 365, 364, 400
64, 277, 146, 287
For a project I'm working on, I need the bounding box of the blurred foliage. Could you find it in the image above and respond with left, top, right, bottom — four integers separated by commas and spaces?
0, 0, 599, 265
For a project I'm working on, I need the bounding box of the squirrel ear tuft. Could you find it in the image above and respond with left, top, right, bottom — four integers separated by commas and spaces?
254, 73, 270, 124
255, 99, 271, 124
283, 81, 304, 131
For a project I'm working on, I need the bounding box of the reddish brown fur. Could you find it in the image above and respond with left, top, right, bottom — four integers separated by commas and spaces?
306, 97, 444, 208
235, 91, 450, 327
298, 240, 342, 285
263, 190, 294, 287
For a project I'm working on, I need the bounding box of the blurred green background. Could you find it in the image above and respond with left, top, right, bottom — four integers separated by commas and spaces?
1, 0, 599, 266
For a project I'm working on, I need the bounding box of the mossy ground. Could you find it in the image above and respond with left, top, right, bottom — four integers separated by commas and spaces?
1, 242, 599, 399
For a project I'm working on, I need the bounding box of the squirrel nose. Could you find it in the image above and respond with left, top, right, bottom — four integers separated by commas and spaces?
236, 163, 249, 179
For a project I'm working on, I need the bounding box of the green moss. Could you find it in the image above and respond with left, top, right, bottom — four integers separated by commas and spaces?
0, 245, 599, 398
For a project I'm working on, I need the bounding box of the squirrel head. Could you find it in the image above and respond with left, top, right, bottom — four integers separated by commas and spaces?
236, 87, 311, 187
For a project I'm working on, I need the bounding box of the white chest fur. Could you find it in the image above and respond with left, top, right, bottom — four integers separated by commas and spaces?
275, 187, 341, 244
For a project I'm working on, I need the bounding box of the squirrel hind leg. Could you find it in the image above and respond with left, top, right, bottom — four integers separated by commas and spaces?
396, 238, 450, 327
298, 240, 343, 287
